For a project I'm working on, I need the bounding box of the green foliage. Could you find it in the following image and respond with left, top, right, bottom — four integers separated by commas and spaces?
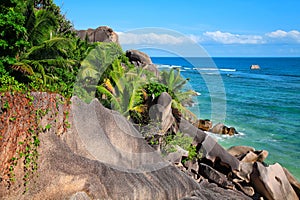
0, 0, 87, 98
97, 67, 147, 117
0, 74, 27, 92
0, 0, 28, 67
143, 82, 169, 99
44, 124, 51, 130
33, 0, 76, 37
74, 42, 124, 102
162, 132, 193, 153
161, 68, 188, 92
24, 1, 57, 46
158, 68, 198, 122
160, 68, 197, 104
162, 132, 201, 161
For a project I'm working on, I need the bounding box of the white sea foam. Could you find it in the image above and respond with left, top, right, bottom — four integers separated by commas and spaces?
157, 64, 171, 68
204, 130, 245, 142
193, 67, 218, 71
220, 68, 237, 72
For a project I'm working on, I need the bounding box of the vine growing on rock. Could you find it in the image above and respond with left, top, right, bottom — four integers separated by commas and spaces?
0, 92, 69, 192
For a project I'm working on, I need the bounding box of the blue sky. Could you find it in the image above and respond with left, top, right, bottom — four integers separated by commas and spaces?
54, 0, 300, 57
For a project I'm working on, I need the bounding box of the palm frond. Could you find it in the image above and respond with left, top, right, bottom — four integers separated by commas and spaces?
103, 78, 115, 95
97, 85, 121, 112
172, 99, 197, 123
10, 62, 34, 75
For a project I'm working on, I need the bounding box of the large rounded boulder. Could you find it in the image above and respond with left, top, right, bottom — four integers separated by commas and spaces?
77, 26, 119, 43
126, 49, 152, 66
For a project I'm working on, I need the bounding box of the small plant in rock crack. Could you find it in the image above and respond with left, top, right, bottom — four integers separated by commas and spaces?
3, 101, 10, 110
44, 124, 51, 131
162, 132, 193, 153
161, 132, 203, 161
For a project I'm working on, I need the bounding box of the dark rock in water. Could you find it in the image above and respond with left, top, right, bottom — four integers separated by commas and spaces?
227, 146, 255, 157
209, 123, 238, 135
126, 49, 152, 66
77, 26, 119, 43
227, 127, 238, 135
199, 163, 234, 189
250, 64, 260, 70
210, 123, 224, 134
250, 162, 298, 200
149, 92, 175, 134
197, 119, 212, 131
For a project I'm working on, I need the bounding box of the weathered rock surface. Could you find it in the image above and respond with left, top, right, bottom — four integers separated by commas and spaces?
197, 119, 212, 131
233, 179, 255, 197
235, 162, 254, 183
241, 150, 268, 163
250, 162, 298, 200
77, 26, 119, 43
209, 123, 238, 135
227, 146, 255, 157
2, 92, 299, 200
199, 163, 234, 189
179, 119, 240, 172
126, 49, 160, 77
283, 167, 300, 198
250, 64, 260, 70
144, 63, 160, 77
228, 146, 269, 163
126, 49, 152, 66
166, 145, 188, 164
181, 180, 251, 200
149, 92, 175, 134
1, 95, 197, 199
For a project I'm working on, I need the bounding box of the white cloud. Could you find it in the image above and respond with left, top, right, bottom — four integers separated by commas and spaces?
266, 30, 300, 42
203, 31, 265, 44
187, 34, 204, 43
116, 30, 300, 46
117, 32, 193, 45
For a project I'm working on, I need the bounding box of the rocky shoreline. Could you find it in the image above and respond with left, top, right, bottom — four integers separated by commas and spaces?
0, 26, 299, 199
1, 92, 299, 199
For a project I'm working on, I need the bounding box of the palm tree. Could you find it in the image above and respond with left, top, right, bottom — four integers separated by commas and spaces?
77, 42, 123, 82
160, 68, 198, 122
160, 68, 197, 103
24, 0, 57, 46
12, 37, 76, 85
74, 42, 123, 102
97, 66, 147, 118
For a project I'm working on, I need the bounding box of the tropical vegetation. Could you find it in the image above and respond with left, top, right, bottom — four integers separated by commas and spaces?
1, 0, 202, 190
1, 0, 197, 124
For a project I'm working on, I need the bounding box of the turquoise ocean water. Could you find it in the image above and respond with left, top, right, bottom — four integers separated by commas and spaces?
152, 57, 300, 181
